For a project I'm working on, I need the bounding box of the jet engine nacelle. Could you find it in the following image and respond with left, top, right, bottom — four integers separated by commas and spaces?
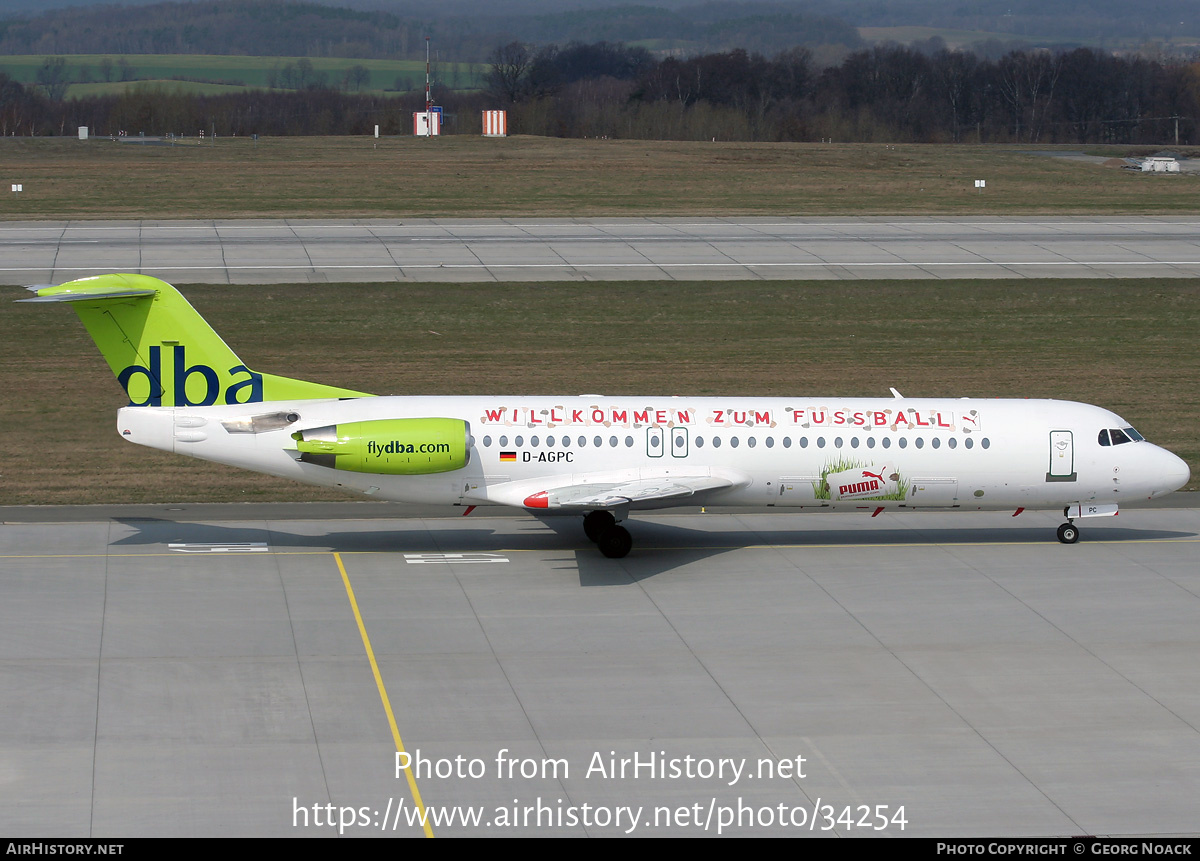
292, 418, 470, 475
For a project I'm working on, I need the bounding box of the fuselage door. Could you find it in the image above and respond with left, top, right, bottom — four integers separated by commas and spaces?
1047, 430, 1076, 481
670, 426, 689, 458
647, 426, 664, 458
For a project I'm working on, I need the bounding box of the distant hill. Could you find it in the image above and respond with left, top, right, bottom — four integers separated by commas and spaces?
0, 0, 862, 62
0, 1, 423, 58
821, 0, 1200, 46
1, 0, 1197, 60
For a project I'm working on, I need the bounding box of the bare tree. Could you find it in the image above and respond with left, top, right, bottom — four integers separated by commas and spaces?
343, 64, 370, 92
487, 41, 532, 103
117, 57, 137, 82
35, 57, 70, 102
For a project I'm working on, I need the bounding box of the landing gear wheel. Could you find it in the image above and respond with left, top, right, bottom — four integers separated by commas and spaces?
597, 525, 632, 559
583, 510, 616, 543
1057, 522, 1080, 544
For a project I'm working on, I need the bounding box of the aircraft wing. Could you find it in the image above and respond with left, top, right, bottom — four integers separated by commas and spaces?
521, 475, 737, 511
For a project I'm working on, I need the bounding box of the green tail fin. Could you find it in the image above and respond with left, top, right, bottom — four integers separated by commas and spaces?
20, 274, 372, 406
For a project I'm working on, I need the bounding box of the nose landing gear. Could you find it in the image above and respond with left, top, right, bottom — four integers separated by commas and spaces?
1056, 521, 1080, 544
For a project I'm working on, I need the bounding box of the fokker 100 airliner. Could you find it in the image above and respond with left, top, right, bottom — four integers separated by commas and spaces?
22, 274, 1190, 558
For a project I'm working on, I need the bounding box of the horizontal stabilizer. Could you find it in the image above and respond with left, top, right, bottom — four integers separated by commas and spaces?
19, 283, 158, 303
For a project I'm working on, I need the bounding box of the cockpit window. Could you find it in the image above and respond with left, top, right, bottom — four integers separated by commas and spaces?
1100, 427, 1145, 446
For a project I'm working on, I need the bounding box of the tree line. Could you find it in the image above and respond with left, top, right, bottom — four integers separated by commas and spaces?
3, 42, 1200, 144
489, 42, 1200, 145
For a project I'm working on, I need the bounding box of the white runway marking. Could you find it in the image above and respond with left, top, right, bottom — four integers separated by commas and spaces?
168, 542, 269, 552
403, 553, 510, 564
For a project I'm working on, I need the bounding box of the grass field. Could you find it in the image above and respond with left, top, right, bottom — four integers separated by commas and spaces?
66, 80, 272, 98
2, 278, 1196, 504
0, 54, 484, 96
0, 136, 1196, 219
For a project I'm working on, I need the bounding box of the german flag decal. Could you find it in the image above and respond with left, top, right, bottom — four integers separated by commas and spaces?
499, 451, 517, 461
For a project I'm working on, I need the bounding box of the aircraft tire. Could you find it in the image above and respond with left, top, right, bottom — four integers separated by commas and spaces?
1057, 522, 1080, 544
583, 510, 616, 543
597, 525, 632, 559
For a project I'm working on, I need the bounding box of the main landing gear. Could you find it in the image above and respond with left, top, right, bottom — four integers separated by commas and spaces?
582, 510, 632, 558
1056, 521, 1080, 544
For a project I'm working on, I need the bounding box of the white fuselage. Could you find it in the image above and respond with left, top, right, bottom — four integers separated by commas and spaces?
116, 395, 1190, 515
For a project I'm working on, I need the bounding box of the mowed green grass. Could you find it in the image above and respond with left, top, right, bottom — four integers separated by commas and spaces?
0, 136, 1196, 218
67, 80, 270, 98
0, 54, 484, 94
2, 279, 1196, 504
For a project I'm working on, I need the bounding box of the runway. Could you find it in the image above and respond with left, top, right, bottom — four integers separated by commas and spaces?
4, 505, 1200, 836
3, 216, 1200, 283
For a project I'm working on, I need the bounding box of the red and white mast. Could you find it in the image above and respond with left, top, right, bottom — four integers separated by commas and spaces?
424, 36, 431, 117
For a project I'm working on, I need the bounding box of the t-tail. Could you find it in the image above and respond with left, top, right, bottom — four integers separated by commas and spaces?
20, 274, 372, 406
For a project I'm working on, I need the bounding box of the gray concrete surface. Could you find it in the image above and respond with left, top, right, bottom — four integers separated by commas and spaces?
3, 506, 1199, 837
4, 216, 1200, 284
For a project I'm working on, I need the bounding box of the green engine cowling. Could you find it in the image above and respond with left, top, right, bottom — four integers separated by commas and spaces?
292, 418, 470, 475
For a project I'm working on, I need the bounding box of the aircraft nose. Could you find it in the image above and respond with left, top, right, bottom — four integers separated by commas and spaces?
1152, 447, 1190, 497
